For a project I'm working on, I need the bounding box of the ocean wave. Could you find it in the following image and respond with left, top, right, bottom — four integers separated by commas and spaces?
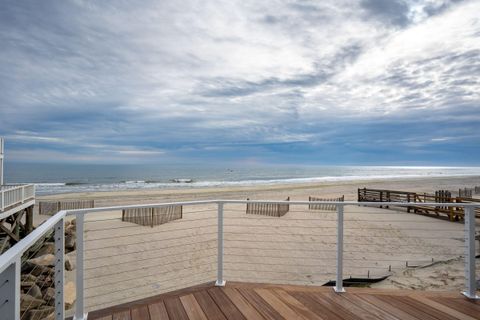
65, 182, 89, 186
33, 173, 479, 195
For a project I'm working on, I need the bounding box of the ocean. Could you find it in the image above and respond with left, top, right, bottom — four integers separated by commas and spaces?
4, 163, 480, 195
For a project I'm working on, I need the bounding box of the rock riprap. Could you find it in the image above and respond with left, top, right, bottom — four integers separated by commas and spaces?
20, 219, 77, 320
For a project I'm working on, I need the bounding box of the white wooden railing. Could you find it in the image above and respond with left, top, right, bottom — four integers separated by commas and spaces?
0, 199, 478, 320
0, 184, 35, 212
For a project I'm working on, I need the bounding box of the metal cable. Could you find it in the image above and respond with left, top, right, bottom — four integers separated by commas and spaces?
85, 266, 216, 299
84, 224, 217, 241
85, 246, 217, 269
84, 232, 217, 251
84, 238, 217, 262
85, 254, 217, 281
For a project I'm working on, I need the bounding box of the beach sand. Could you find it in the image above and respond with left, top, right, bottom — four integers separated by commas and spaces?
36, 175, 480, 312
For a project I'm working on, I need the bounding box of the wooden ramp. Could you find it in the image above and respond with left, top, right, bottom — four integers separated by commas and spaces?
358, 188, 480, 221
87, 282, 480, 320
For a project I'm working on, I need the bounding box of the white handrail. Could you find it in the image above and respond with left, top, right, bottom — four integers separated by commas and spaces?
0, 199, 478, 320
63, 200, 480, 216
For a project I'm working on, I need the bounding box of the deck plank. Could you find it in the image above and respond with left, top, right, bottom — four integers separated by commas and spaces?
340, 293, 401, 320
289, 291, 344, 320
396, 295, 459, 320
311, 292, 362, 320
323, 292, 381, 320
86, 282, 480, 320
433, 297, 480, 319
374, 294, 438, 320
411, 295, 478, 320
354, 294, 419, 320
164, 297, 189, 320
193, 290, 227, 320
131, 306, 151, 320
272, 289, 325, 320
208, 287, 246, 320
221, 287, 265, 320
378, 296, 446, 320
180, 294, 208, 320
255, 288, 306, 320
148, 301, 170, 320
113, 310, 132, 320
237, 288, 285, 320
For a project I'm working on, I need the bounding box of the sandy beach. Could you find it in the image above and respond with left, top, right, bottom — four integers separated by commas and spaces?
36, 175, 480, 312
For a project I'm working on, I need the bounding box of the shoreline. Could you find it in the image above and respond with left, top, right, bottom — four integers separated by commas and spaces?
37, 174, 480, 201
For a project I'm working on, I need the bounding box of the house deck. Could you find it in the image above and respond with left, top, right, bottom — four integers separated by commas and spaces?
87, 282, 480, 320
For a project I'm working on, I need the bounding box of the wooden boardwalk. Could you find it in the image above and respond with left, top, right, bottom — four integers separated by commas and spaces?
88, 282, 480, 320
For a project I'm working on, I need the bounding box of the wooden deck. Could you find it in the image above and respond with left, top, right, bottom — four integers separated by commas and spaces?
87, 282, 480, 320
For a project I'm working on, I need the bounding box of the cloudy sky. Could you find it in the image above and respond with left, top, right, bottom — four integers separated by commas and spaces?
0, 0, 479, 165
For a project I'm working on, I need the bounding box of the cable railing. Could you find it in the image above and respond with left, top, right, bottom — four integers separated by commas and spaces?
0, 199, 478, 320
82, 204, 218, 311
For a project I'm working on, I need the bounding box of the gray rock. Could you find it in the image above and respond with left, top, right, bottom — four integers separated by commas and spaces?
35, 275, 53, 288
28, 284, 43, 299
66, 223, 76, 234
20, 294, 45, 312
66, 251, 76, 271
21, 281, 36, 289
35, 242, 55, 257
65, 233, 76, 251
64, 281, 76, 310
21, 274, 37, 283
65, 255, 74, 271
25, 306, 54, 320
43, 287, 56, 304
27, 254, 55, 268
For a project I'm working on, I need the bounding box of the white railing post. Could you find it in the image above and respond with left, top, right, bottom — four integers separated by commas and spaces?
335, 204, 345, 293
215, 202, 225, 286
463, 206, 479, 299
54, 218, 65, 320
0, 257, 21, 320
21, 186, 25, 203
74, 213, 87, 319
1, 190, 4, 211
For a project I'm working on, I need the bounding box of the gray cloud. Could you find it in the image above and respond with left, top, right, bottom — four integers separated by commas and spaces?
0, 0, 479, 163
361, 0, 410, 26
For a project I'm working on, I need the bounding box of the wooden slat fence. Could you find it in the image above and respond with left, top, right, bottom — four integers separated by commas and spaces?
358, 188, 416, 205
246, 197, 290, 217
475, 186, 480, 194
122, 205, 182, 227
38, 200, 95, 216
458, 187, 473, 198
308, 195, 344, 211
358, 188, 480, 221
